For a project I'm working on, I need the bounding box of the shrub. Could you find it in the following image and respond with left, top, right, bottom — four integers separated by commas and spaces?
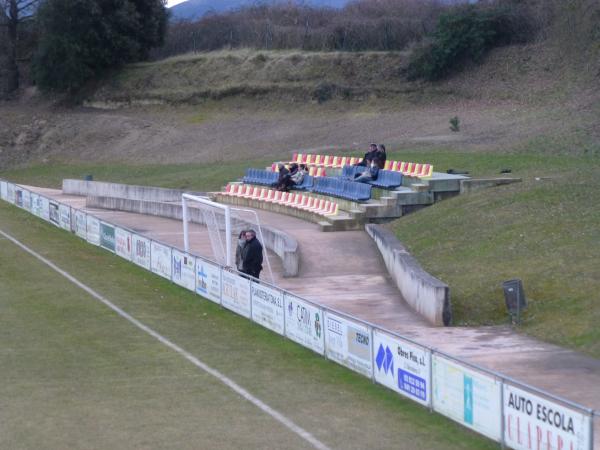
407, 4, 532, 81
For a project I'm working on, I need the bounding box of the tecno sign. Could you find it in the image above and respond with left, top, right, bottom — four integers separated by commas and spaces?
503, 384, 591, 450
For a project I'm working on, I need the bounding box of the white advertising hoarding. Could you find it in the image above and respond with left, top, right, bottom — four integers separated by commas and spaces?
325, 312, 372, 378
373, 330, 431, 407
284, 294, 325, 355
39, 196, 50, 222
221, 271, 251, 318
30, 193, 40, 216
86, 215, 101, 246
172, 249, 196, 292
151, 241, 172, 280
49, 201, 60, 226
6, 183, 15, 204
74, 210, 87, 239
503, 384, 591, 450
432, 355, 501, 441
251, 282, 284, 335
195, 258, 221, 304
115, 227, 132, 261
0, 181, 7, 200
21, 189, 31, 211
132, 234, 151, 270
59, 204, 71, 231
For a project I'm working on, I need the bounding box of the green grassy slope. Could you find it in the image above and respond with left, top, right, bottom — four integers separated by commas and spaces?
0, 201, 496, 450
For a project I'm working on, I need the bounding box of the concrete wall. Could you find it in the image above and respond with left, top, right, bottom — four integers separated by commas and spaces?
365, 224, 451, 326
62, 179, 200, 202
86, 196, 300, 277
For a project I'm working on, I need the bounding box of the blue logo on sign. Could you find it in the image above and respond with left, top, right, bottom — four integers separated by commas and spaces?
464, 375, 473, 424
375, 344, 394, 377
398, 369, 427, 401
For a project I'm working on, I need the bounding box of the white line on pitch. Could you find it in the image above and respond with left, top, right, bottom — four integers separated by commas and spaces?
0, 228, 331, 450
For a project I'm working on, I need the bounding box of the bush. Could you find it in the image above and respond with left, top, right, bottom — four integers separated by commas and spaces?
407, 4, 533, 81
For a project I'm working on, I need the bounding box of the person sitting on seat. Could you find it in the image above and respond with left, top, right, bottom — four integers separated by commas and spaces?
274, 163, 290, 190
289, 163, 305, 186
375, 144, 387, 169
354, 160, 379, 183
354, 143, 378, 167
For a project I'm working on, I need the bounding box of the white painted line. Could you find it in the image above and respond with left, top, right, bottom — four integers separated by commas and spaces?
0, 228, 331, 450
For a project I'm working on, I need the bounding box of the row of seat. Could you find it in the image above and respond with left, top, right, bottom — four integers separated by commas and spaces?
312, 176, 372, 202
270, 163, 327, 177
341, 166, 403, 189
290, 153, 433, 178
246, 168, 314, 190
243, 168, 278, 186
222, 184, 339, 217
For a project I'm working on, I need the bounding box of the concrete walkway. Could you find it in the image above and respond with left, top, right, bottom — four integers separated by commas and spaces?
28, 186, 600, 445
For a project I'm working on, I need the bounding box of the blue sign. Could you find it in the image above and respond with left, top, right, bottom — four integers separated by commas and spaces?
464, 375, 474, 424
398, 369, 427, 402
375, 344, 394, 377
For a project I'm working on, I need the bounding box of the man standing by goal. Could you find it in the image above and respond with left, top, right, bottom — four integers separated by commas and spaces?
241, 229, 263, 279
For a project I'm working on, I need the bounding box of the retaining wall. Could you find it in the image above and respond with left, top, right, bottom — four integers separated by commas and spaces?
365, 223, 451, 326
63, 179, 198, 202
86, 196, 299, 277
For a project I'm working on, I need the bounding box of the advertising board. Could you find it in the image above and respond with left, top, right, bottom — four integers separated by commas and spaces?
172, 249, 196, 292
195, 258, 221, 304
21, 190, 31, 211
221, 271, 251, 318
151, 241, 172, 280
0, 181, 6, 200
30, 193, 40, 216
49, 201, 60, 226
39, 196, 50, 222
373, 330, 431, 407
432, 355, 502, 441
251, 282, 284, 335
74, 210, 87, 239
86, 215, 101, 246
59, 204, 71, 231
115, 227, 132, 261
132, 234, 151, 270
284, 294, 324, 355
503, 384, 591, 450
15, 188, 23, 207
99, 222, 116, 252
6, 183, 15, 204
325, 312, 372, 378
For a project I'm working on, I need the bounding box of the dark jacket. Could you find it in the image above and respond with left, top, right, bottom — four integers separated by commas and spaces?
374, 150, 386, 169
355, 150, 374, 167
242, 236, 263, 278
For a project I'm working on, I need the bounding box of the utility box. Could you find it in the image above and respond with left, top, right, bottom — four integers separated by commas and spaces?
503, 279, 526, 317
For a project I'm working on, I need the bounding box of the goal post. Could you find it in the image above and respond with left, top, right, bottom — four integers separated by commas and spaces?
181, 194, 273, 283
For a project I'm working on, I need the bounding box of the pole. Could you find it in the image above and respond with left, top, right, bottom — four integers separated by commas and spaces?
182, 196, 189, 253
224, 205, 232, 267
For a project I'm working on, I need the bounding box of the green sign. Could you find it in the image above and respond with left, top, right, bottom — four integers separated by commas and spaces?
100, 223, 116, 252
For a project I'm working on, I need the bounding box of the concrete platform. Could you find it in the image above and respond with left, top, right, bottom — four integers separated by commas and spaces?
23, 185, 600, 447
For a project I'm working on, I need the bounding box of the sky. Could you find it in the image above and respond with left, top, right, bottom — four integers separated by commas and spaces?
167, 0, 187, 7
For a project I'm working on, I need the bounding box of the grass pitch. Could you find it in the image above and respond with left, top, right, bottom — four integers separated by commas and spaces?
0, 202, 496, 450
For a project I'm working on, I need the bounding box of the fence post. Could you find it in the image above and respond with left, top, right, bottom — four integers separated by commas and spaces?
500, 378, 505, 449
370, 327, 376, 383
429, 349, 434, 413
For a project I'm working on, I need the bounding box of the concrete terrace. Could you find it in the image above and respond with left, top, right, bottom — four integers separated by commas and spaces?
26, 185, 600, 445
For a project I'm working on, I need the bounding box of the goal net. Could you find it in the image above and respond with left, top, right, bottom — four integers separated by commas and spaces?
181, 194, 274, 283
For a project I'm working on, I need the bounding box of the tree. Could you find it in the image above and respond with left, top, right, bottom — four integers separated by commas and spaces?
0, 0, 39, 95
33, 0, 168, 92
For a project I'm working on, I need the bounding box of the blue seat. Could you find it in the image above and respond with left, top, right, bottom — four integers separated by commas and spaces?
311, 176, 371, 202
243, 168, 278, 186
368, 170, 402, 189
294, 175, 313, 190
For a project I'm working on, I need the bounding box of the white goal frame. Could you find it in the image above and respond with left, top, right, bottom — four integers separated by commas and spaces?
181, 194, 273, 282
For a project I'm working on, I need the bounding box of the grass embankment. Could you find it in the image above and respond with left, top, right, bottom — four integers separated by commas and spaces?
0, 202, 496, 450
1, 149, 599, 359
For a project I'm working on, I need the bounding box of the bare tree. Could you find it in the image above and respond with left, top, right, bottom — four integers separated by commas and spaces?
0, 0, 38, 95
